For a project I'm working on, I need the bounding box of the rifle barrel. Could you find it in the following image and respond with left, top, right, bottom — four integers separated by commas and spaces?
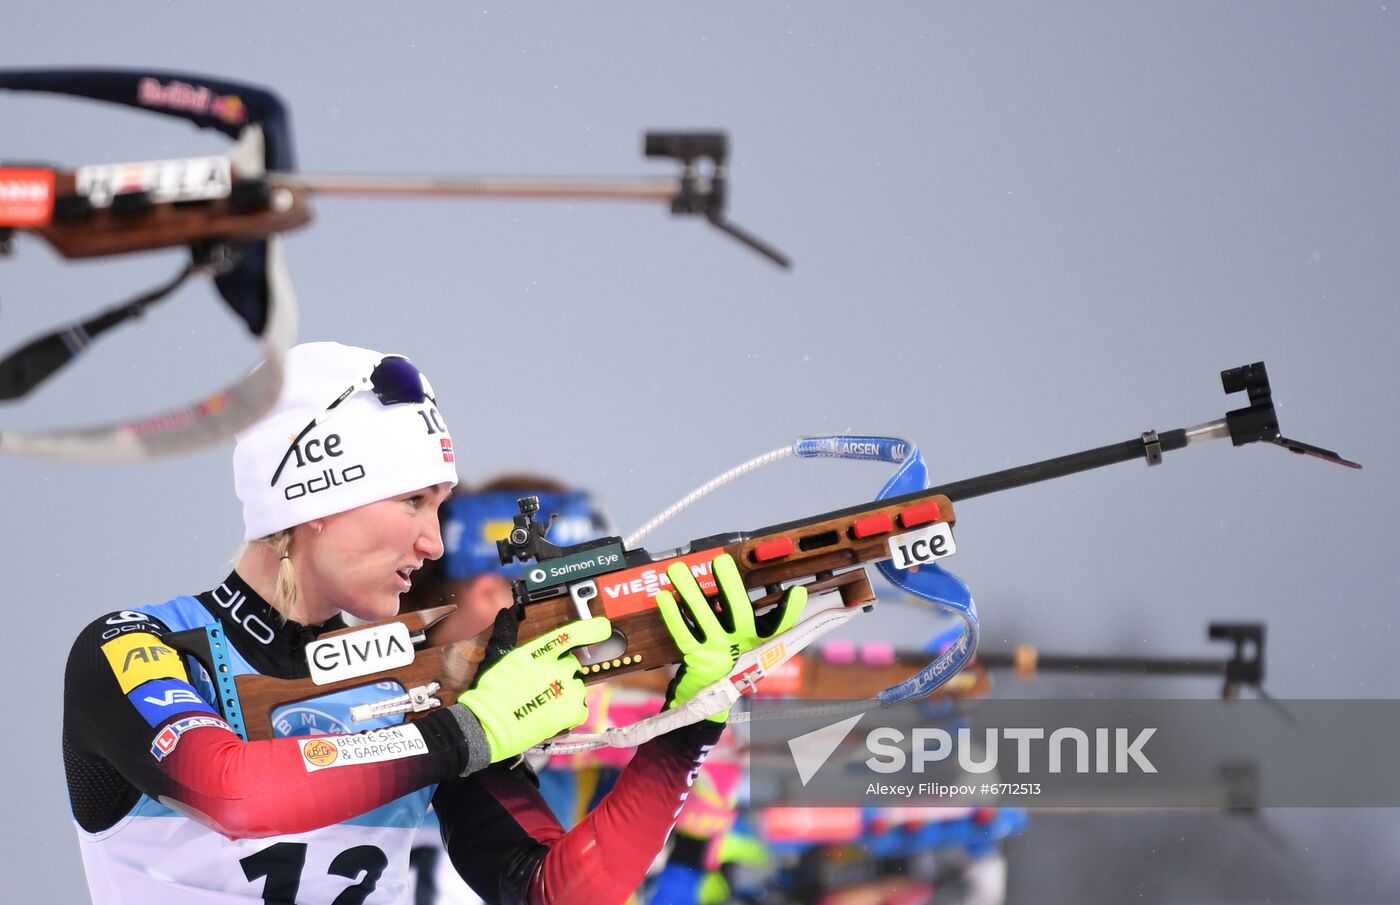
978, 650, 1228, 678
751, 426, 1199, 537
272, 172, 688, 202
928, 429, 1192, 504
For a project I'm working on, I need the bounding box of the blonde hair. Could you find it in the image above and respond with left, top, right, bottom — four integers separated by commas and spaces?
261, 529, 298, 618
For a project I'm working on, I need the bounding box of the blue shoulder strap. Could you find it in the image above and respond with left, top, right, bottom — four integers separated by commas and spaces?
794, 435, 979, 704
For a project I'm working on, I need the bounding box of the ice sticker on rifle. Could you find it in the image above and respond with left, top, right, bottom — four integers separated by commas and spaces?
76, 156, 233, 208
306, 622, 414, 686
298, 725, 428, 772
887, 522, 957, 570
598, 548, 725, 619
523, 542, 626, 591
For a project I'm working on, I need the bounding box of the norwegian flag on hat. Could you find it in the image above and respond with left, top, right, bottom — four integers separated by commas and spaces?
440, 437, 455, 463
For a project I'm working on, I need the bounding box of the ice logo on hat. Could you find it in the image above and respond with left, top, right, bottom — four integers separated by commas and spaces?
279, 432, 370, 500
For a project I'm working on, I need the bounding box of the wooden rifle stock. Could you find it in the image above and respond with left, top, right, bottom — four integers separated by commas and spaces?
28, 170, 313, 259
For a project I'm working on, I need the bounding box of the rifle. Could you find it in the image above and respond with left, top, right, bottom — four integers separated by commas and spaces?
1, 127, 784, 266
980, 622, 1265, 700
724, 623, 1263, 701
171, 361, 1355, 741
611, 622, 1261, 702
0, 69, 785, 461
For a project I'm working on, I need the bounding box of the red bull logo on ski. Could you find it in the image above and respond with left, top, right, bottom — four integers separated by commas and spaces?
137, 78, 247, 125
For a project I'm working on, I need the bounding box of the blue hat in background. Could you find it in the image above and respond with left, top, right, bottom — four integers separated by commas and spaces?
440, 489, 611, 580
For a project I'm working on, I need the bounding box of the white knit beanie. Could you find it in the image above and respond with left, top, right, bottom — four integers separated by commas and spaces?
234, 342, 459, 540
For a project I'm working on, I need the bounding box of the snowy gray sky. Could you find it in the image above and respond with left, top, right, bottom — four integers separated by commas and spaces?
3, 4, 1396, 902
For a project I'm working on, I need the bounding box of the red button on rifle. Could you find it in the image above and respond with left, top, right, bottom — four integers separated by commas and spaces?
851, 513, 894, 538
752, 537, 796, 562
899, 501, 942, 528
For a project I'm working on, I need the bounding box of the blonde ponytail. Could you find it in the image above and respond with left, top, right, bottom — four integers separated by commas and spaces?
262, 529, 298, 618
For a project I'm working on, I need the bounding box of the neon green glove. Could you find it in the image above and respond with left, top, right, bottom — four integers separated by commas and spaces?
655, 552, 807, 722
457, 613, 612, 762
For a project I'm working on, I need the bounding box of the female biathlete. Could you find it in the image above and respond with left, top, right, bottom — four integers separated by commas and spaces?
62, 342, 806, 905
